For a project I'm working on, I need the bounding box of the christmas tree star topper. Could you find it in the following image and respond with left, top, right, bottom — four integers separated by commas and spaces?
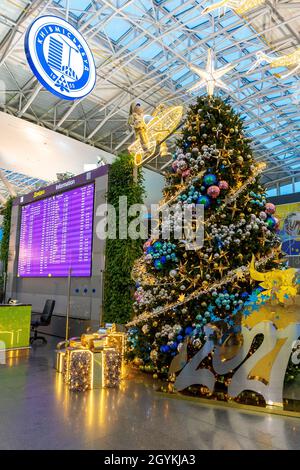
188, 48, 234, 96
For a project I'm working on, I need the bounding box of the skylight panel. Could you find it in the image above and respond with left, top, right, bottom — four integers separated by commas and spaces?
172, 67, 190, 81
55, 0, 92, 18
266, 187, 277, 197
137, 44, 163, 61
265, 140, 282, 149
104, 18, 131, 41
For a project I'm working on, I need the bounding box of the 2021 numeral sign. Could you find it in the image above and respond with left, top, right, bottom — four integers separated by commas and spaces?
174, 321, 300, 406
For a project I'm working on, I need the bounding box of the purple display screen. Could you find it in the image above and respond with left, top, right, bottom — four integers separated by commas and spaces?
18, 183, 94, 277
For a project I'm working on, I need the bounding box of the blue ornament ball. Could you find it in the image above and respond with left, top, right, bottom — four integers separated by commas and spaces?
185, 326, 193, 336
197, 195, 211, 208
266, 216, 276, 229
154, 259, 163, 270
203, 173, 217, 187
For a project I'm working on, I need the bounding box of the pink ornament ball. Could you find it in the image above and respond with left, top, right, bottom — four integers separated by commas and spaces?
143, 240, 152, 250
218, 180, 229, 190
265, 203, 276, 214
207, 185, 220, 198
182, 169, 191, 178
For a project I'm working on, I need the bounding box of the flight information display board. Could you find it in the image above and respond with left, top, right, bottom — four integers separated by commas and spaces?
18, 183, 94, 277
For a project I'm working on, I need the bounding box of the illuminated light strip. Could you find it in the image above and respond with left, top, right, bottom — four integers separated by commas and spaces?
159, 171, 206, 210
127, 251, 277, 327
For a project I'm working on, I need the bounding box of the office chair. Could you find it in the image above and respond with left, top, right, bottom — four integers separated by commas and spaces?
30, 299, 55, 344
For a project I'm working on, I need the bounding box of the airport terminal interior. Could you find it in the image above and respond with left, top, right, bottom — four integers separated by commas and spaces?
0, 0, 299, 451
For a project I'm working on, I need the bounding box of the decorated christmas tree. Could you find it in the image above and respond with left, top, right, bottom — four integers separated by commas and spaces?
126, 95, 292, 378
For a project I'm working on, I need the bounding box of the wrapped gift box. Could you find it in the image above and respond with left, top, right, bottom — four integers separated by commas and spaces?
102, 348, 122, 388
55, 340, 68, 373
55, 323, 125, 391
106, 325, 126, 357
64, 348, 93, 392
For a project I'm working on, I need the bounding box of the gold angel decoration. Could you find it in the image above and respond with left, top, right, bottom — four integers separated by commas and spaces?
249, 256, 297, 304
247, 48, 300, 79
128, 102, 183, 166
201, 0, 266, 16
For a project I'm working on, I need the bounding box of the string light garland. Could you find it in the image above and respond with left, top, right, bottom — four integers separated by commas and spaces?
208, 162, 266, 224
127, 251, 278, 327
127, 95, 287, 389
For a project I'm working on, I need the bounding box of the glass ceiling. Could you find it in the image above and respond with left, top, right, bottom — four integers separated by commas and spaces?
0, 168, 47, 203
53, 0, 299, 162
0, 0, 299, 186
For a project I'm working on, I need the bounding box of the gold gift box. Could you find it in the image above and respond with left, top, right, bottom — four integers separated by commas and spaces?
106, 332, 126, 357
69, 337, 83, 349
55, 340, 68, 373
55, 323, 125, 391
91, 338, 107, 351
81, 333, 101, 349
55, 350, 66, 373
63, 347, 93, 392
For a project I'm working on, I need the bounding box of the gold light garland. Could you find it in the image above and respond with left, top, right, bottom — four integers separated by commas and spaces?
127, 250, 278, 327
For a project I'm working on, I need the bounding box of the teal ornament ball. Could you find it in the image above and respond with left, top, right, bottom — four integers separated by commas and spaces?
153, 241, 163, 251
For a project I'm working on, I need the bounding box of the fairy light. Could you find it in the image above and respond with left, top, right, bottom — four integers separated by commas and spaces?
127, 250, 278, 327
103, 349, 122, 388
64, 349, 93, 392
128, 105, 183, 166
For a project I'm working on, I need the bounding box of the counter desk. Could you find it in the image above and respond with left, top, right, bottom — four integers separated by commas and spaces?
0, 304, 31, 357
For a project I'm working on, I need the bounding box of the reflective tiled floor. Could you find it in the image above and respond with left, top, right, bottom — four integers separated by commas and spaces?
0, 337, 300, 450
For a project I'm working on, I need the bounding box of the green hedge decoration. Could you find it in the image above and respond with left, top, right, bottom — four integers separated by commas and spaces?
0, 197, 13, 295
103, 154, 145, 324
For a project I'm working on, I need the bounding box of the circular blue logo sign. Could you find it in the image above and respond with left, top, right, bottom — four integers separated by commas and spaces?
25, 15, 96, 100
